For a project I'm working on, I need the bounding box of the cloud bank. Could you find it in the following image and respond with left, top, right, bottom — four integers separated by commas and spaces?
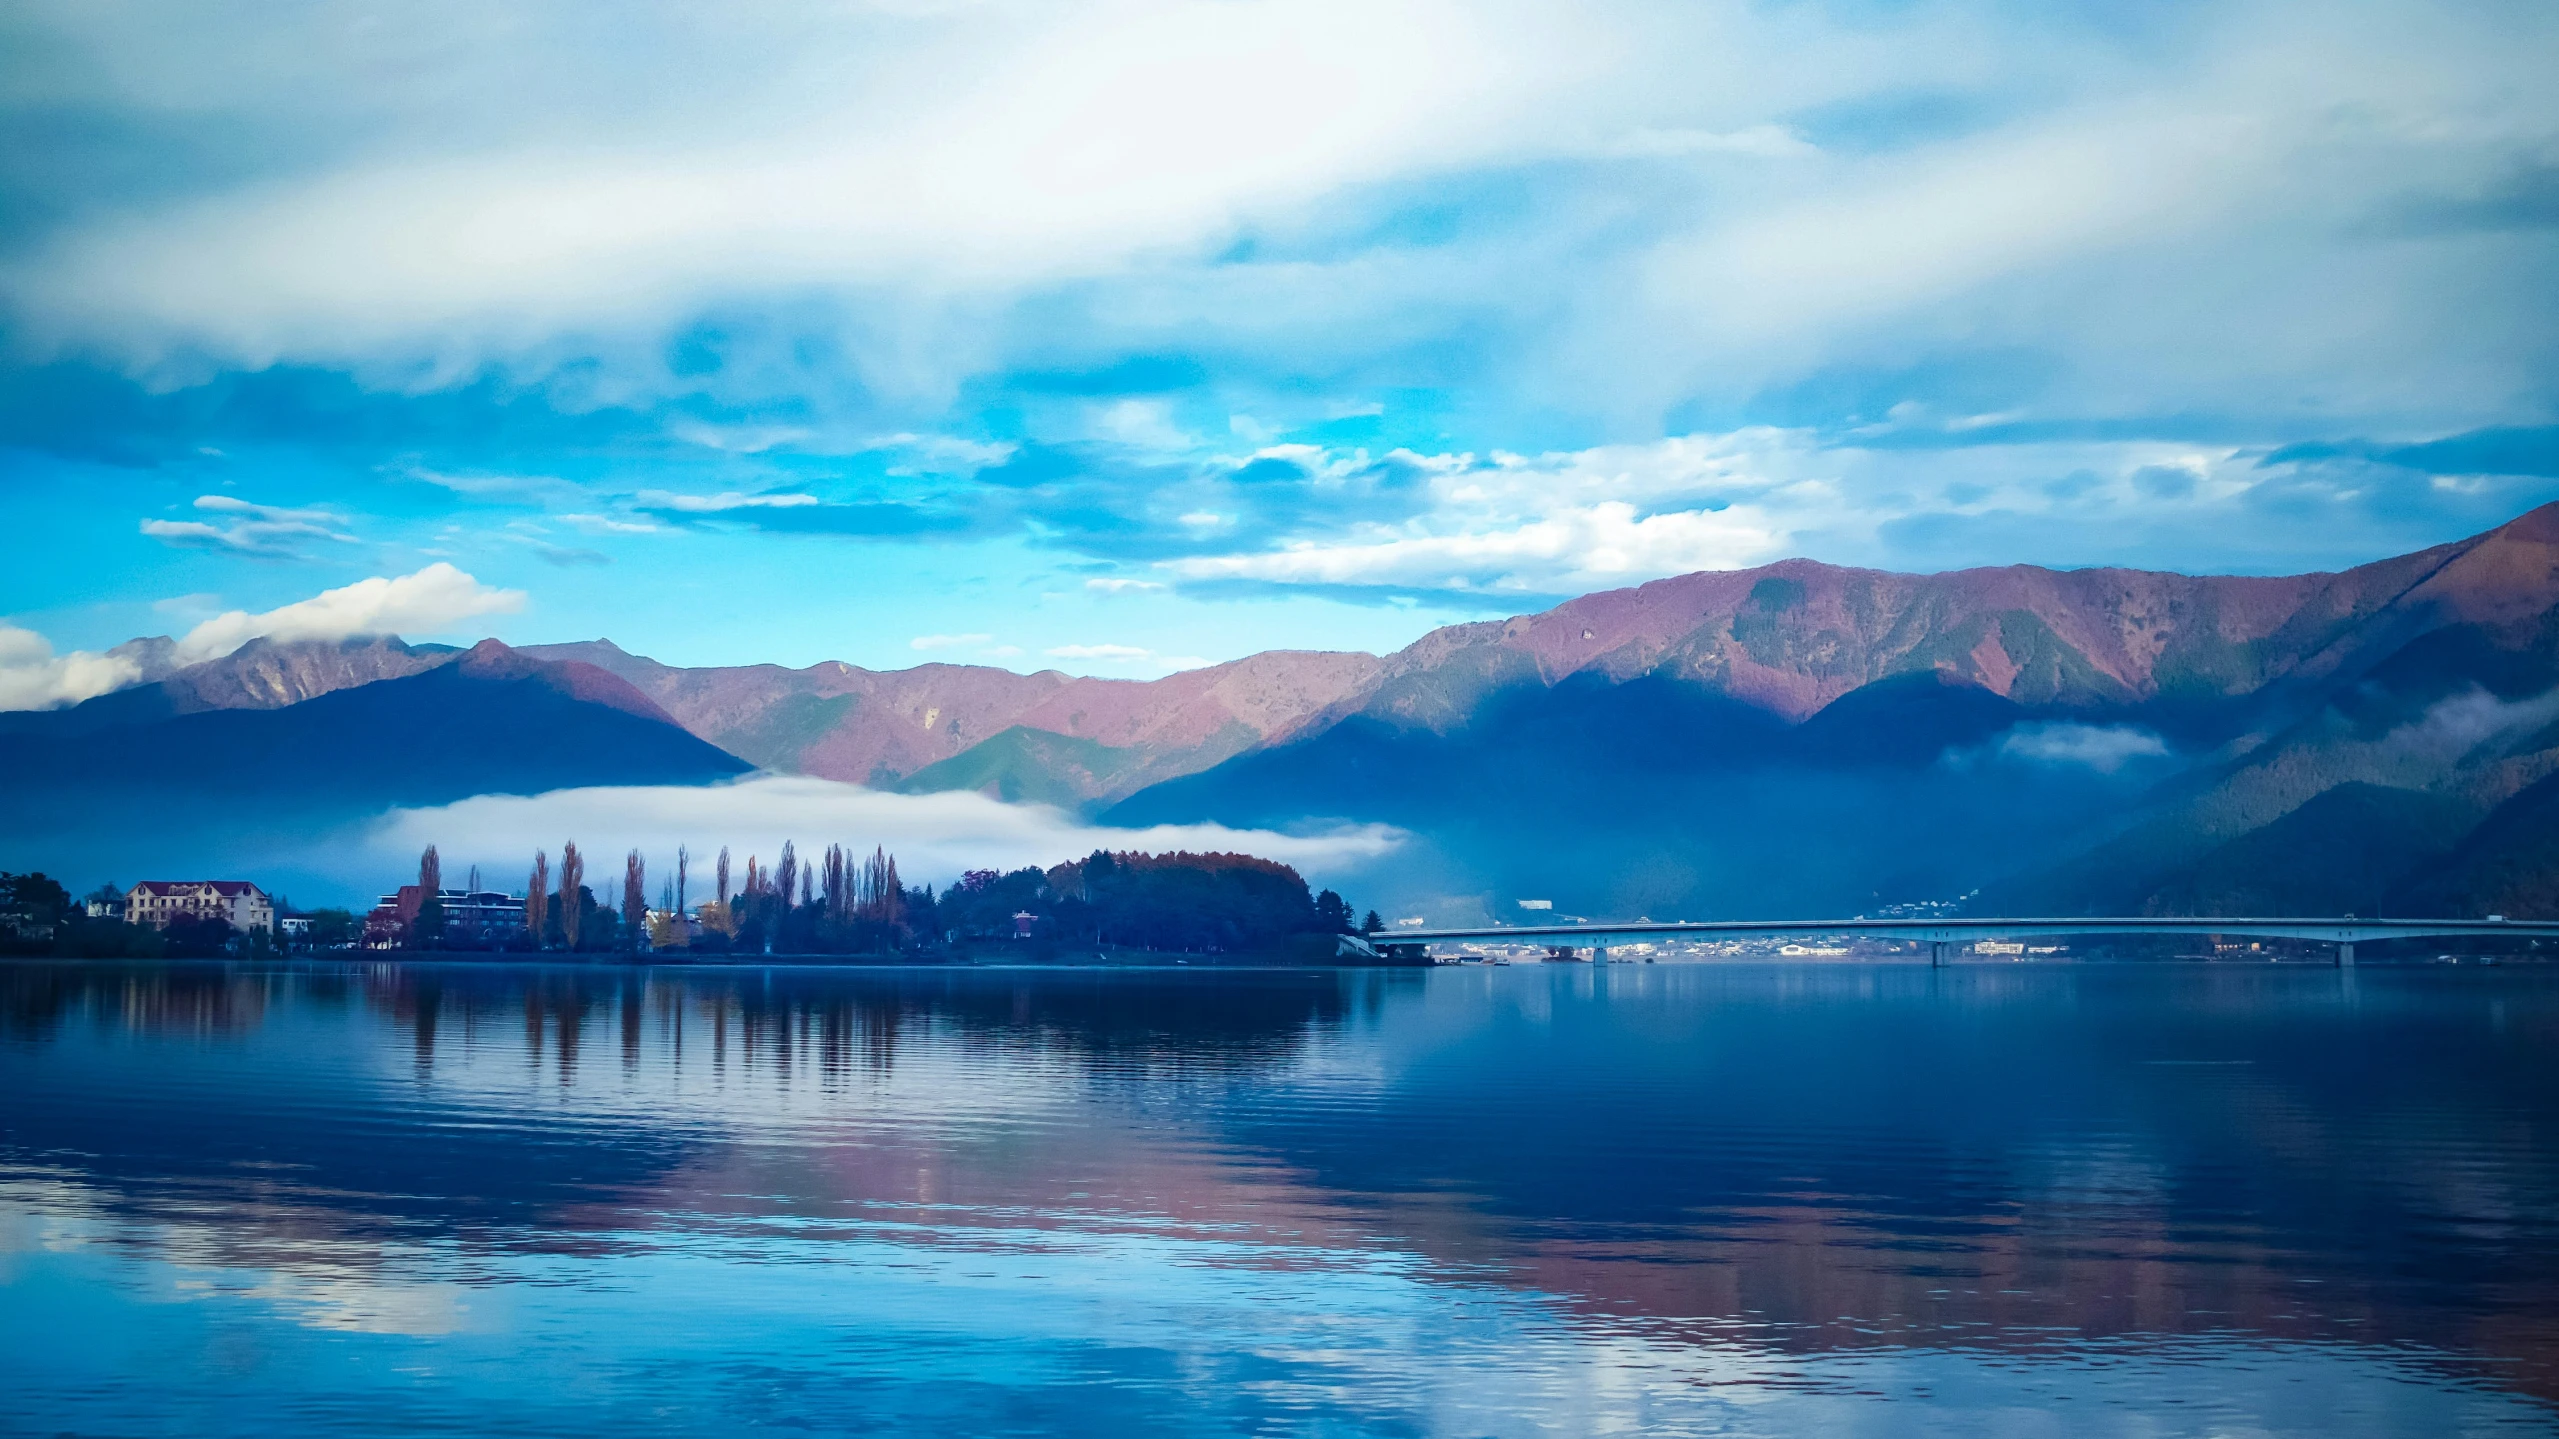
174, 563, 526, 662
1, 0, 2555, 674
363, 775, 1407, 892
0, 626, 141, 712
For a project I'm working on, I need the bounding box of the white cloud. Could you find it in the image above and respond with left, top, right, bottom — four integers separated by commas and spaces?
1084, 577, 1166, 594
3, 0, 2552, 575
665, 419, 814, 454
1169, 500, 1784, 594
559, 512, 664, 535
1997, 723, 2172, 772
174, 563, 525, 662
638, 490, 821, 513
403, 469, 591, 507
1597, 124, 1814, 160
0, 625, 142, 711
139, 494, 358, 559
7, 0, 1577, 361
364, 774, 1405, 892
1090, 399, 1193, 453
1149, 426, 2390, 595
1041, 643, 1210, 676
1046, 643, 1152, 660
868, 434, 1020, 475
911, 633, 993, 651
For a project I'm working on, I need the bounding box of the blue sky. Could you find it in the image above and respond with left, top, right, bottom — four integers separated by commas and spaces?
3, 0, 2557, 702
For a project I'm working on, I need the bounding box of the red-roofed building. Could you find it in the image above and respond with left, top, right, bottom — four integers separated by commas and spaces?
126, 881, 273, 934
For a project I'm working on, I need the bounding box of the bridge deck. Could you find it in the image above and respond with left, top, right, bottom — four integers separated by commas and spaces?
1384, 917, 2559, 947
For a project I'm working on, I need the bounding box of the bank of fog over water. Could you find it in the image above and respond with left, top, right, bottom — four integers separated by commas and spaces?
2, 961, 2554, 1436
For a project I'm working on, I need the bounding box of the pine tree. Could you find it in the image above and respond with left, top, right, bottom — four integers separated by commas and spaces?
1314, 888, 1352, 933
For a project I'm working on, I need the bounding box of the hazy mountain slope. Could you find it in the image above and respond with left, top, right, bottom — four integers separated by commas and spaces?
524, 526, 2464, 809
1985, 510, 2559, 912
0, 636, 461, 737
518, 640, 1381, 799
1115, 506, 2559, 919
1106, 670, 2154, 919
57, 509, 2547, 826
881, 504, 2534, 812
25, 505, 2559, 919
0, 641, 746, 848
1327, 534, 2467, 734
891, 727, 1155, 810
2136, 784, 2484, 917
2390, 770, 2559, 918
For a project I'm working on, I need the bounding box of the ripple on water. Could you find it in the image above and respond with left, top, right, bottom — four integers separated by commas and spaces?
1, 960, 2555, 1436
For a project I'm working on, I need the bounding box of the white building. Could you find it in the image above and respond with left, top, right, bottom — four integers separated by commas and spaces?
126, 881, 274, 934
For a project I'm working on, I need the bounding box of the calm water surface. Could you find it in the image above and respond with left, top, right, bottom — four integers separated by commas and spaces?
2, 960, 2555, 1436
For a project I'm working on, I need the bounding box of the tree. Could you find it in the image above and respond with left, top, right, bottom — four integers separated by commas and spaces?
947, 851, 1325, 955
414, 845, 445, 949
1363, 910, 1383, 935
527, 850, 550, 948
676, 845, 690, 916
0, 872, 72, 949
647, 908, 687, 950
303, 908, 359, 949
559, 841, 585, 949
824, 844, 849, 924
699, 896, 738, 939
716, 846, 731, 911
163, 912, 236, 958
1315, 888, 1353, 934
860, 846, 903, 928
622, 849, 647, 950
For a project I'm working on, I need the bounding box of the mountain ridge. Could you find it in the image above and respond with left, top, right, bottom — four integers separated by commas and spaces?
20, 505, 2559, 918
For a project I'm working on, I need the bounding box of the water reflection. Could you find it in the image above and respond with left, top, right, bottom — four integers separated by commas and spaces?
1, 961, 2554, 1436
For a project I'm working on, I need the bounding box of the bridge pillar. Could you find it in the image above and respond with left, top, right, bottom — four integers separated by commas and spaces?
1592, 944, 1609, 966
1930, 940, 1948, 968
2337, 941, 2355, 968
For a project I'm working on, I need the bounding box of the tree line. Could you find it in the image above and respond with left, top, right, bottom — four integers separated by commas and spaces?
383, 841, 1372, 960
4, 843, 1375, 962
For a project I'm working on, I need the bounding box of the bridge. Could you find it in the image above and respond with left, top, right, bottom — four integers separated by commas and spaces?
1362, 916, 2559, 967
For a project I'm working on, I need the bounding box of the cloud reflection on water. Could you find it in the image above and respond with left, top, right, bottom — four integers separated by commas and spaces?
2, 962, 2556, 1435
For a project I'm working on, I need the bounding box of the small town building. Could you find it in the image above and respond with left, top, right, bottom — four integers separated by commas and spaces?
126, 881, 273, 933
364, 887, 528, 947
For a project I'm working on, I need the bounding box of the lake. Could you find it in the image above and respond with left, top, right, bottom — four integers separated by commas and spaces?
2, 960, 2555, 1436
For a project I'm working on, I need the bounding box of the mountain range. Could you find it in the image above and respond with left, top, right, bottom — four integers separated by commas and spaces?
14, 504, 2559, 918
